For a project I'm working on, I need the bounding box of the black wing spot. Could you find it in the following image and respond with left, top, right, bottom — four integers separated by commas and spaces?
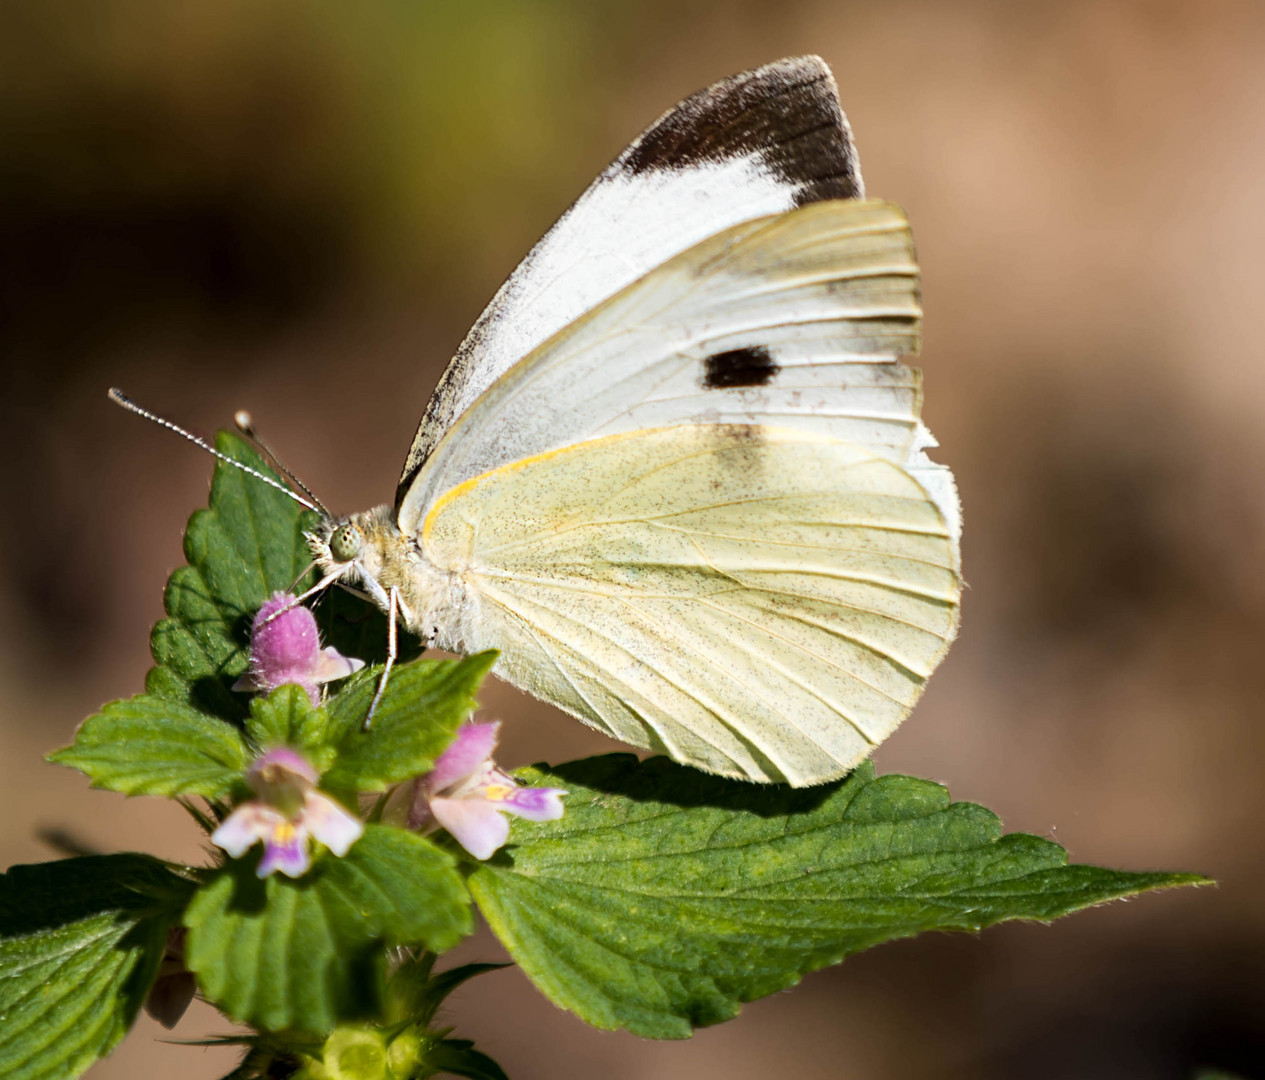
702, 346, 780, 389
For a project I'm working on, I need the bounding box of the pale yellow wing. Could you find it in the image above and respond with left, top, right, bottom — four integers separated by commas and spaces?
424, 424, 960, 786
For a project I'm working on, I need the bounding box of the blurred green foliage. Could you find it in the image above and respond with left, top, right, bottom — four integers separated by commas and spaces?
0, 0, 662, 337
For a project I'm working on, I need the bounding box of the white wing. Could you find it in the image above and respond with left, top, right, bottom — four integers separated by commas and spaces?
395, 55, 863, 503
406, 198, 962, 785
422, 425, 959, 787
400, 199, 959, 541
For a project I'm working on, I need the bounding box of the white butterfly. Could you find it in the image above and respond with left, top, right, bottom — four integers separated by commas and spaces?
124, 56, 962, 787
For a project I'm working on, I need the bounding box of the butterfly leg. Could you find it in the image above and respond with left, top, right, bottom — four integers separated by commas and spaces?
284, 567, 346, 611
253, 566, 346, 630
363, 584, 400, 730
285, 559, 319, 595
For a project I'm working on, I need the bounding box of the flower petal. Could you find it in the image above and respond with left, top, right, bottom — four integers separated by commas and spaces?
211, 803, 280, 858
248, 750, 315, 818
303, 791, 364, 856
499, 786, 567, 822
430, 796, 510, 861
426, 722, 501, 796
311, 647, 366, 684
247, 746, 319, 795
257, 821, 311, 878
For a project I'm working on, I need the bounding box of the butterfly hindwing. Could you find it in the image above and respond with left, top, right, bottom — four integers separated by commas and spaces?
422, 424, 959, 786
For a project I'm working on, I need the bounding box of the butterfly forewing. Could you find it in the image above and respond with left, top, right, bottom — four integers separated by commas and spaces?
399, 200, 950, 535
396, 55, 863, 503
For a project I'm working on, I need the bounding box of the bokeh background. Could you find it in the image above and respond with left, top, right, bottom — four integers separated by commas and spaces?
2, 1, 1262, 1077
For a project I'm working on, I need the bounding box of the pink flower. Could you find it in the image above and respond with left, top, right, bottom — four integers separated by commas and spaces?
233, 592, 363, 706
408, 722, 566, 860
211, 747, 363, 878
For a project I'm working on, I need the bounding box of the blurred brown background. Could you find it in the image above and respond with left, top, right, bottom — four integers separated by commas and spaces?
1, 1, 1262, 1077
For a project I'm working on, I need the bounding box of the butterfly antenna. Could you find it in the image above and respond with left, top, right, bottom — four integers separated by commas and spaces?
234, 409, 330, 517
108, 388, 321, 513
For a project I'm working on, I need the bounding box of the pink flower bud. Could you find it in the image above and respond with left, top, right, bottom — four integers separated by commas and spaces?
233, 593, 364, 705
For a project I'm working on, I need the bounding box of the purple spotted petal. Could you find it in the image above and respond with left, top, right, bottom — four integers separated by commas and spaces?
302, 791, 363, 856
430, 795, 510, 861
426, 722, 501, 795
211, 803, 281, 858
499, 786, 567, 822
257, 821, 311, 878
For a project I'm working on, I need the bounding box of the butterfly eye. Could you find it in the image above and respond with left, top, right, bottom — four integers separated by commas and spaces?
329, 524, 363, 563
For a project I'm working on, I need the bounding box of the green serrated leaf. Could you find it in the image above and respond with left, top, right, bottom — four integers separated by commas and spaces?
146, 430, 420, 725
0, 854, 195, 1080
470, 755, 1208, 1039
246, 685, 332, 766
184, 825, 472, 1033
149, 432, 318, 723
48, 694, 249, 799
322, 652, 497, 794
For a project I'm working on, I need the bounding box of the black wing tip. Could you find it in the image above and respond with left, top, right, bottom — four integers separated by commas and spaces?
618, 55, 863, 204
760, 54, 832, 78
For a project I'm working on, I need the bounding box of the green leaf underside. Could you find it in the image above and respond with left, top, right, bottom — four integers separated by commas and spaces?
470, 755, 1208, 1039
0, 854, 195, 1080
48, 695, 249, 799
184, 825, 471, 1033
322, 652, 497, 793
146, 431, 420, 726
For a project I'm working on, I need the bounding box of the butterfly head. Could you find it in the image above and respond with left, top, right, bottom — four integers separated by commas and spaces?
327, 522, 364, 564
307, 506, 419, 613
308, 505, 462, 648
308, 508, 390, 588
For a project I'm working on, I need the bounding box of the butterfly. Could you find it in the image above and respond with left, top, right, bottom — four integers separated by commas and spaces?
119, 56, 962, 787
